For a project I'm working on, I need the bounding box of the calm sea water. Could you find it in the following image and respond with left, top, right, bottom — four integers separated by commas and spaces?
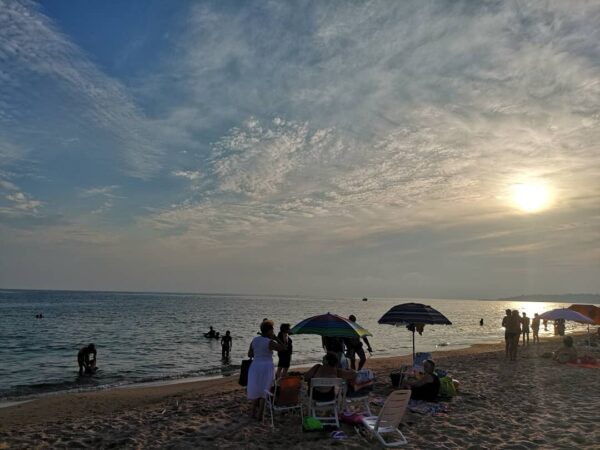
0, 289, 585, 402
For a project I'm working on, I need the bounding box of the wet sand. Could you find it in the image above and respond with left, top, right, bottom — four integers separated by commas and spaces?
1, 335, 599, 449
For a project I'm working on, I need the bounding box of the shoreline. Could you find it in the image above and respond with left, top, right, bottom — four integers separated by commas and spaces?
0, 338, 550, 426
1, 334, 598, 449
0, 338, 499, 408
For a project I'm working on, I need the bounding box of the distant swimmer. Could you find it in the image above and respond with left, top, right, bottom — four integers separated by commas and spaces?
78, 343, 97, 376
479, 318, 484, 326
35, 313, 43, 319
205, 326, 216, 338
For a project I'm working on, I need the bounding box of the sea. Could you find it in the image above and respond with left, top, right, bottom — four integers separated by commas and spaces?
0, 289, 589, 404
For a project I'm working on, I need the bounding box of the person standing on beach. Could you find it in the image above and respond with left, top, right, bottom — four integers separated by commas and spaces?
275, 323, 293, 379
521, 312, 530, 346
247, 320, 286, 420
344, 314, 373, 370
322, 336, 345, 367
507, 310, 521, 361
531, 313, 541, 343
501, 309, 512, 359
479, 318, 484, 326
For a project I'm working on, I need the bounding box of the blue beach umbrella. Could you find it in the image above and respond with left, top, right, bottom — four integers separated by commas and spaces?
290, 312, 372, 338
378, 303, 452, 363
539, 308, 594, 324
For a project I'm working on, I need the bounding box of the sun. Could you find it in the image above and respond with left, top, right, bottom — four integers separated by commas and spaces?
511, 183, 549, 213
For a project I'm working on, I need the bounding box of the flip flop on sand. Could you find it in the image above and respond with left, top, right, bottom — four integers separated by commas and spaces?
330, 431, 348, 440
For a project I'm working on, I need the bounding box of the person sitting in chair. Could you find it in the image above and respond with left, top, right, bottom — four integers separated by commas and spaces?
401, 359, 440, 401
553, 336, 578, 363
304, 353, 356, 402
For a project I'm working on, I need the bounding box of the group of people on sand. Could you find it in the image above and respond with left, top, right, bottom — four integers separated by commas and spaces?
502, 309, 542, 361
245, 315, 441, 420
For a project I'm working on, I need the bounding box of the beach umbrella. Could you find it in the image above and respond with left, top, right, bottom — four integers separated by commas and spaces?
378, 303, 452, 363
290, 312, 372, 338
568, 304, 600, 325
538, 308, 594, 324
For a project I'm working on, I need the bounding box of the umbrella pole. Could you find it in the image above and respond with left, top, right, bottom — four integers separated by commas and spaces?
412, 329, 415, 364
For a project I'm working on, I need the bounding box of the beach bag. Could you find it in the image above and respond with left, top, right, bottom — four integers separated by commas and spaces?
303, 416, 323, 431
341, 412, 364, 425
439, 376, 456, 397
238, 359, 252, 386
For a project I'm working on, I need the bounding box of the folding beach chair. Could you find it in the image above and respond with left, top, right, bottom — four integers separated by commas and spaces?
264, 375, 303, 429
307, 378, 344, 428
361, 389, 411, 447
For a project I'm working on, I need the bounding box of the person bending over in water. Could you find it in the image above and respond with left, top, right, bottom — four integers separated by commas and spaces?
401, 359, 440, 401
553, 336, 578, 363
78, 343, 97, 376
221, 330, 232, 360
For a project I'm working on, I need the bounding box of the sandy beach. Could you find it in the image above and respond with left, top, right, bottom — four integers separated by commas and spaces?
1, 335, 599, 449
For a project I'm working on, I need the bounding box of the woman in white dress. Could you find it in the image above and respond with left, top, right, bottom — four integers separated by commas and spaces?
247, 320, 287, 419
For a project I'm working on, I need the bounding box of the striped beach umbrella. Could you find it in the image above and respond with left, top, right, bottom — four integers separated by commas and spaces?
290, 313, 372, 338
378, 303, 452, 363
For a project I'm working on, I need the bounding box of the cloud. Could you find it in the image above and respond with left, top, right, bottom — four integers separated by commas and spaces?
172, 170, 203, 181
80, 185, 121, 198
4, 191, 42, 213
0, 0, 165, 177
1, 1, 600, 296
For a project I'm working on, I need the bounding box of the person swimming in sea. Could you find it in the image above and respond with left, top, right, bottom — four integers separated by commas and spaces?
78, 343, 97, 376
205, 326, 216, 338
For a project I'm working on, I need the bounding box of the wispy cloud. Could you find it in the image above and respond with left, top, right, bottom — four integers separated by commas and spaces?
0, 0, 165, 177
1, 1, 599, 295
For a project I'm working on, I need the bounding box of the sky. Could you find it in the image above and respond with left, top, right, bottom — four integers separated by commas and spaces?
0, 0, 598, 299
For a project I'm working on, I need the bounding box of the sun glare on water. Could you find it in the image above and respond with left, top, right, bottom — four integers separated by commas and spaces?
511, 183, 550, 213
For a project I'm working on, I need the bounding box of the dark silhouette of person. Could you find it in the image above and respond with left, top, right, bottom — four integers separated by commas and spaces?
344, 315, 373, 370
501, 309, 512, 359
521, 312, 530, 345
531, 313, 541, 343
221, 330, 232, 360
322, 336, 345, 367
205, 326, 216, 338
479, 318, 484, 326
78, 343, 97, 376
276, 323, 293, 378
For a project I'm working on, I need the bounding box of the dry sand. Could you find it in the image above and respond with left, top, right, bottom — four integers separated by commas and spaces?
1, 336, 599, 449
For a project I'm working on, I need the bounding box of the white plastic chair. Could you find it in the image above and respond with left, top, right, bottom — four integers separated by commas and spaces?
361, 389, 411, 447
307, 377, 344, 428
264, 375, 303, 429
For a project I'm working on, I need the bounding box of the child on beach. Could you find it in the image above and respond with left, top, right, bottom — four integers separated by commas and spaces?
221, 331, 232, 360
276, 323, 293, 379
